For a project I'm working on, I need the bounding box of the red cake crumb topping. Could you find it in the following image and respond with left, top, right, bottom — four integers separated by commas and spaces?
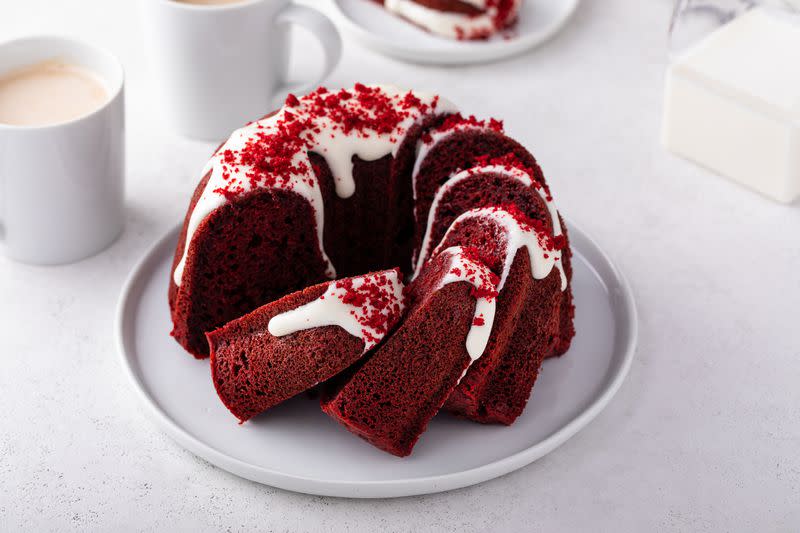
421, 113, 503, 144
491, 204, 564, 253
461, 230, 506, 274
210, 86, 442, 201
498, 203, 540, 230
442, 113, 504, 134
449, 247, 500, 302
471, 284, 499, 300
473, 152, 530, 174
469, 152, 548, 193
332, 269, 404, 346
439, 205, 564, 279
284, 93, 300, 107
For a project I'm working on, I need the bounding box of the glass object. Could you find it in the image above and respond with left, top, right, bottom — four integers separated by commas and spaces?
662, 0, 800, 203
669, 0, 800, 54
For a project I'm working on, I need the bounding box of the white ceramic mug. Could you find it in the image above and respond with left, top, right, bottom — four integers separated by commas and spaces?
0, 36, 125, 265
141, 0, 343, 141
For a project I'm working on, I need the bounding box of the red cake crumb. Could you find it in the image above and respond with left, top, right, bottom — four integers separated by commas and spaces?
285, 93, 300, 107
211, 86, 442, 202
335, 268, 404, 338
437, 113, 504, 136
471, 153, 546, 188
449, 246, 500, 301
208, 270, 404, 423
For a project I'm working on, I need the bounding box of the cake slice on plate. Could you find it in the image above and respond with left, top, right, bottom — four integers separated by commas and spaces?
207, 269, 404, 423
411, 130, 575, 358
322, 246, 499, 456
375, 0, 522, 40
434, 205, 566, 424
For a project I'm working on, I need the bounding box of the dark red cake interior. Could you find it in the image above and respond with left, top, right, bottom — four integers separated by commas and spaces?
322, 252, 477, 456
208, 270, 403, 423
170, 185, 330, 358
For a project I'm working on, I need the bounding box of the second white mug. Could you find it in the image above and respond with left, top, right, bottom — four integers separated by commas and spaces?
141, 0, 343, 141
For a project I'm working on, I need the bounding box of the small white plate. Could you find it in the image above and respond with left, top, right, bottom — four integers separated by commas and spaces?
329, 0, 580, 65
116, 221, 636, 498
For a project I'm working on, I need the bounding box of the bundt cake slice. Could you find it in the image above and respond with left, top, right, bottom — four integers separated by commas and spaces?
411, 117, 574, 356
169, 184, 332, 358
431, 205, 567, 425
208, 269, 404, 423
414, 156, 575, 358
170, 85, 455, 357
321, 247, 499, 457
375, 0, 521, 40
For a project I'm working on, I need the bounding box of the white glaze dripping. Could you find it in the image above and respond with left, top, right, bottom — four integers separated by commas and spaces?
436, 246, 498, 362
174, 85, 457, 286
413, 164, 563, 276
267, 270, 405, 353
431, 206, 568, 292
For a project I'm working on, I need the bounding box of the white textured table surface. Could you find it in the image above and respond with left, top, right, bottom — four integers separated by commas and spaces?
2, 1, 799, 531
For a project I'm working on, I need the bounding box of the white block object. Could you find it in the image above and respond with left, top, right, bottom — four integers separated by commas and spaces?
662, 8, 800, 203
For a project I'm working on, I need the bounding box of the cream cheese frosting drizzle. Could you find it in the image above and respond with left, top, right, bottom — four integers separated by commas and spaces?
432, 205, 568, 291
268, 269, 405, 353
174, 84, 457, 286
413, 163, 563, 276
436, 246, 499, 361
382, 0, 521, 40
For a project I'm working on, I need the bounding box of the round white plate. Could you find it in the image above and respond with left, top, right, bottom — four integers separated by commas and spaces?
117, 221, 636, 498
328, 0, 580, 65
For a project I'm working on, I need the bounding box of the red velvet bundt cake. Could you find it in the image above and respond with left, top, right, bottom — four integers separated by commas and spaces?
322, 247, 499, 456
169, 84, 575, 455
374, 0, 521, 40
208, 269, 404, 422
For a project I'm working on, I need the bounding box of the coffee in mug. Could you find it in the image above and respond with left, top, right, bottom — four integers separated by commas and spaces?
0, 60, 109, 127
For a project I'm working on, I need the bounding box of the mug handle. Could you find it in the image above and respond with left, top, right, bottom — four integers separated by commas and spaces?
273, 3, 342, 107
